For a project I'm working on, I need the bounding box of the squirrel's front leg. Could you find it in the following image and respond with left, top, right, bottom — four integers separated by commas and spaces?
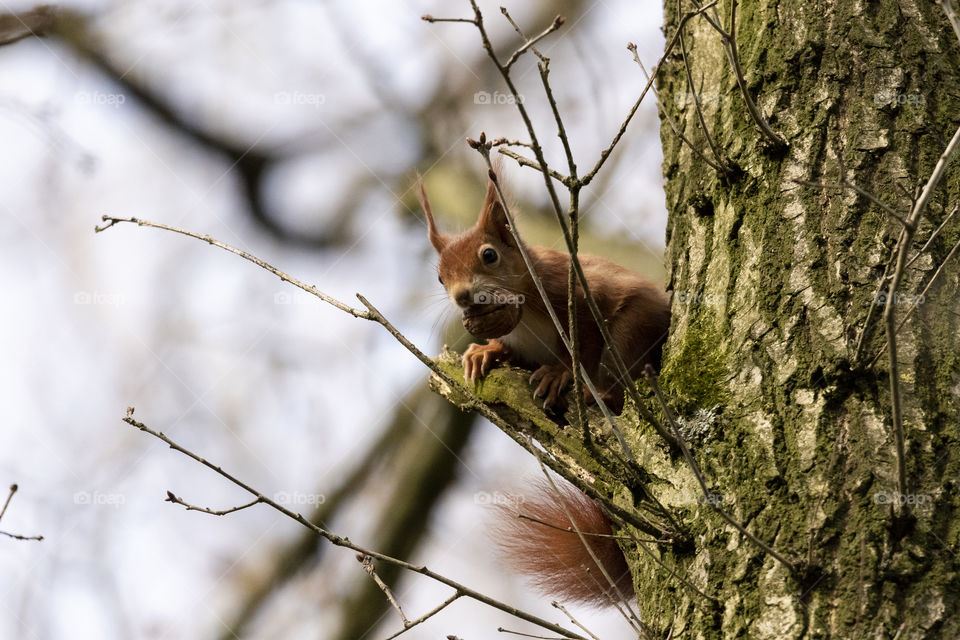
462, 339, 511, 384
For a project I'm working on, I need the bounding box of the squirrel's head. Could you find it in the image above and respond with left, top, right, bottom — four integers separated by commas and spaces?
418, 173, 527, 339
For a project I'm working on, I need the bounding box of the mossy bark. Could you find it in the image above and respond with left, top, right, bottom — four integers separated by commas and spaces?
432, 2, 960, 638
654, 0, 960, 637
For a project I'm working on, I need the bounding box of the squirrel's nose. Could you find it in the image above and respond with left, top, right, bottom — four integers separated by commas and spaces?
452, 286, 472, 308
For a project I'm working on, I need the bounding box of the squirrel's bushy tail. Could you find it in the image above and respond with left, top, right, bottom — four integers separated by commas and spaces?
493, 480, 634, 607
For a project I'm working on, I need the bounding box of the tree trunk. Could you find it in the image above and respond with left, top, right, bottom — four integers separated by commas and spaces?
653, 0, 960, 637
433, 2, 960, 638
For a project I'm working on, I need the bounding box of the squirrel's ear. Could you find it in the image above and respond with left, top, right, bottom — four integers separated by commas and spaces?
417, 175, 447, 253
479, 174, 513, 245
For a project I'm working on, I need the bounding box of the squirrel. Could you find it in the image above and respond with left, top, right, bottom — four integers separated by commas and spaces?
418, 170, 671, 607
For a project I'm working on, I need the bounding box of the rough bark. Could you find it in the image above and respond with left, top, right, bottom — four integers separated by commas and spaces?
433, 1, 960, 638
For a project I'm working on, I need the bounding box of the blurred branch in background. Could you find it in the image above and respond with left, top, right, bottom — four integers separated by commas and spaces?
222, 386, 478, 639
0, 5, 56, 46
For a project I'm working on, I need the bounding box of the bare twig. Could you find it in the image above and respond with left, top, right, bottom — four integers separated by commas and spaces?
123, 409, 588, 640
0, 484, 16, 522
420, 15, 475, 24
95, 217, 370, 319
504, 13, 565, 69
580, 1, 719, 187
495, 147, 570, 185
677, 0, 730, 178
552, 602, 602, 640
792, 178, 909, 227
0, 484, 43, 542
628, 43, 723, 172
942, 0, 960, 43
906, 203, 958, 268
165, 491, 262, 516
705, 0, 787, 148
882, 124, 960, 508
381, 591, 462, 640
358, 554, 409, 625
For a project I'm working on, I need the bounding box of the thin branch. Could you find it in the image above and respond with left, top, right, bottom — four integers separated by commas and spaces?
0, 484, 16, 522
420, 15, 476, 24
644, 366, 800, 575
942, 0, 960, 43
95, 217, 370, 319
867, 230, 960, 368
123, 409, 588, 640
0, 529, 44, 542
628, 43, 723, 172
0, 485, 43, 542
165, 491, 262, 516
906, 203, 958, 268
358, 554, 409, 625
381, 592, 462, 640
791, 178, 909, 227
551, 602, 602, 640
495, 147, 571, 186
882, 123, 960, 509
676, 0, 730, 179
580, 0, 720, 187
504, 13, 565, 69
706, 0, 787, 148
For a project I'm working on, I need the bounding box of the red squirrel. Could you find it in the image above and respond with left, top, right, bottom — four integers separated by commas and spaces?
418, 171, 671, 607
420, 172, 669, 413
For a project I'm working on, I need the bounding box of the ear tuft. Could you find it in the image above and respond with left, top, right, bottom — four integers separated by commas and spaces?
417, 173, 447, 253
478, 173, 513, 246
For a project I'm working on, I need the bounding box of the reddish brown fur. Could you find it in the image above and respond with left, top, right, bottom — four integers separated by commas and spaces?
421, 172, 670, 412
493, 481, 635, 607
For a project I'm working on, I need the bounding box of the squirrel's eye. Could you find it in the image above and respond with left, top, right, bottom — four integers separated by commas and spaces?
481, 247, 499, 265
438, 274, 444, 286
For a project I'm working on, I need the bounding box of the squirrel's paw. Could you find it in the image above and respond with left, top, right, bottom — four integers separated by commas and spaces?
529, 364, 573, 410
462, 341, 509, 384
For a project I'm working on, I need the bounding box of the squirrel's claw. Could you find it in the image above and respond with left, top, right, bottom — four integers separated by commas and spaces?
530, 364, 572, 409
462, 340, 510, 384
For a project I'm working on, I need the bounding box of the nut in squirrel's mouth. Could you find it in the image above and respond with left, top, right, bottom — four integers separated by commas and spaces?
462, 303, 521, 339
